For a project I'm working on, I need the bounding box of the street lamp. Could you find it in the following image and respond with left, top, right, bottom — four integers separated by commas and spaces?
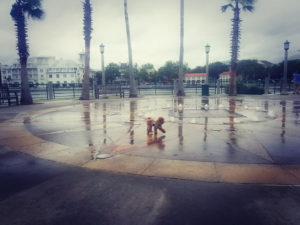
202, 44, 210, 96
205, 44, 210, 84
281, 40, 290, 95
99, 43, 106, 98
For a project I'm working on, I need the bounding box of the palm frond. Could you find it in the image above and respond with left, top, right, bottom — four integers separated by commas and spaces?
10, 3, 20, 21
240, 0, 256, 11
240, 0, 256, 5
28, 8, 44, 19
83, 0, 92, 41
20, 0, 44, 19
221, 3, 233, 12
242, 5, 254, 12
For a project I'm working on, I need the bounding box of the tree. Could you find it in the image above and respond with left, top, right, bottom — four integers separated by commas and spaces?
10, 0, 44, 105
95, 71, 102, 85
137, 63, 156, 83
221, 0, 256, 96
209, 62, 229, 82
124, 0, 137, 97
237, 60, 266, 80
190, 66, 205, 73
177, 0, 185, 96
80, 0, 92, 100
105, 63, 121, 83
158, 61, 189, 82
270, 60, 300, 80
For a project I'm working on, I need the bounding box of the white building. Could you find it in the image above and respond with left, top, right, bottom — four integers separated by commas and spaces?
219, 71, 231, 83
184, 73, 207, 85
1, 56, 86, 87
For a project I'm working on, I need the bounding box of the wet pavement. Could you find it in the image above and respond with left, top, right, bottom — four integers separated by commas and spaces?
24, 97, 300, 164
2, 95, 299, 184
1, 94, 300, 225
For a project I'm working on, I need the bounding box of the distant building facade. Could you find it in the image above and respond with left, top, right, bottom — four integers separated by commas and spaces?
184, 73, 207, 85
0, 55, 89, 87
219, 71, 231, 83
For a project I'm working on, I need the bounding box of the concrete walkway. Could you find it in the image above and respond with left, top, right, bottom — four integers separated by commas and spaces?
1, 94, 300, 225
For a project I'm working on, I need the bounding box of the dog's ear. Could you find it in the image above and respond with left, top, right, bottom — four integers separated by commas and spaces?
158, 117, 164, 123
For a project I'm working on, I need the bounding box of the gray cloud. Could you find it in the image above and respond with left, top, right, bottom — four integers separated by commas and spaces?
1, 0, 300, 70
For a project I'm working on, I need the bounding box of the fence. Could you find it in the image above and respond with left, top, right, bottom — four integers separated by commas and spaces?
7, 79, 293, 101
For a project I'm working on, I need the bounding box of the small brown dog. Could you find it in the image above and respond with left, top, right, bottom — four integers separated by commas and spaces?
147, 117, 166, 135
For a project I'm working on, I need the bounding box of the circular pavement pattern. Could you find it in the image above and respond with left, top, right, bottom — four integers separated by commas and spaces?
1, 96, 300, 185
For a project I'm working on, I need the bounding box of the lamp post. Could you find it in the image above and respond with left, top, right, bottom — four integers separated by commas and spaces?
205, 44, 210, 84
99, 43, 106, 98
281, 40, 290, 95
202, 44, 210, 96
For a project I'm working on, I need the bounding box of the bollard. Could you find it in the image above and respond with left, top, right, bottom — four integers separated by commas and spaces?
47, 82, 54, 100
264, 76, 270, 94
202, 84, 209, 96
216, 79, 221, 94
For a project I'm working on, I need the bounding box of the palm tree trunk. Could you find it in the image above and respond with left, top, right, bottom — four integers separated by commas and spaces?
81, 42, 90, 100
229, 0, 241, 96
177, 0, 185, 96
80, 0, 92, 100
17, 13, 33, 104
124, 0, 137, 98
20, 58, 33, 104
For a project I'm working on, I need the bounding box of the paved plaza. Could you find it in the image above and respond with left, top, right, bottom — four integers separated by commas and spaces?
0, 94, 300, 225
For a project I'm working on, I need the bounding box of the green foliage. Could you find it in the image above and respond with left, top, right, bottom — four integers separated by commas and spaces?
105, 63, 121, 83
122, 64, 138, 81
95, 71, 102, 85
137, 63, 157, 83
157, 61, 190, 82
225, 82, 264, 95
209, 62, 229, 81
270, 60, 300, 80
237, 60, 266, 80
191, 62, 229, 82
190, 66, 205, 73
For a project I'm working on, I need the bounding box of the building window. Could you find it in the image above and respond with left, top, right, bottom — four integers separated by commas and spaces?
63, 74, 67, 78
49, 74, 52, 78
56, 74, 59, 78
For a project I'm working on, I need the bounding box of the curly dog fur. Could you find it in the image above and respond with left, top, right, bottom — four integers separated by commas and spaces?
147, 117, 165, 135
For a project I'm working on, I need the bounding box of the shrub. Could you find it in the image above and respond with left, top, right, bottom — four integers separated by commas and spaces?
225, 82, 264, 95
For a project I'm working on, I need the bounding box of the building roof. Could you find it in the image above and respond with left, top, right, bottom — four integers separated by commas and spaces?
220, 72, 231, 75
185, 73, 206, 77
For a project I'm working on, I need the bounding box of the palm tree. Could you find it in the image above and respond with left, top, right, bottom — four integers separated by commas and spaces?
10, 0, 44, 105
80, 0, 92, 100
177, 0, 185, 96
124, 0, 137, 98
221, 0, 256, 96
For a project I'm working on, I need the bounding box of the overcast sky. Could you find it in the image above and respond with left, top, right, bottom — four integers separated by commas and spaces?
1, 0, 300, 70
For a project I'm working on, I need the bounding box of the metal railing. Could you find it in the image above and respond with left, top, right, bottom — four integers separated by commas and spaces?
6, 79, 294, 101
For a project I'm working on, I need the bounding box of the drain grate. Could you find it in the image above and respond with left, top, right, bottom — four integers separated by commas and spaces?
95, 153, 113, 160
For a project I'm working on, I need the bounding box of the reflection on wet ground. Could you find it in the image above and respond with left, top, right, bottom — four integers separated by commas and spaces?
24, 96, 300, 165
